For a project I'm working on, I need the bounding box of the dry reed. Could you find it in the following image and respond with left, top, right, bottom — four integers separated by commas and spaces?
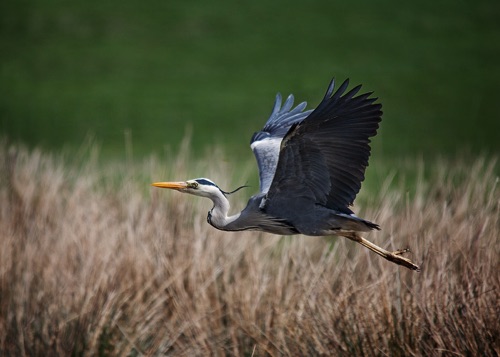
0, 141, 498, 356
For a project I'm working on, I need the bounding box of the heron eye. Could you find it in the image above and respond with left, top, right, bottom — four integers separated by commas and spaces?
188, 182, 198, 189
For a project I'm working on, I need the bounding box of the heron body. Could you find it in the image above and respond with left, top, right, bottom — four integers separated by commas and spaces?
153, 78, 420, 271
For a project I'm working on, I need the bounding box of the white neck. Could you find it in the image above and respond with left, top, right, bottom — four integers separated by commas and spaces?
207, 190, 241, 230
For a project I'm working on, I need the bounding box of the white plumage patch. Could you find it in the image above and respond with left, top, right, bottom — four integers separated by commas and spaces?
251, 136, 283, 193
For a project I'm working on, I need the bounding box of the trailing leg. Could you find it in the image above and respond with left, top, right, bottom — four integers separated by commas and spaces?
341, 232, 420, 272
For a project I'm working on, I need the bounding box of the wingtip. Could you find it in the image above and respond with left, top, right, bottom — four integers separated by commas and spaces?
325, 78, 336, 99
337, 78, 350, 96
271, 93, 283, 116
325, 77, 352, 99
282, 94, 295, 113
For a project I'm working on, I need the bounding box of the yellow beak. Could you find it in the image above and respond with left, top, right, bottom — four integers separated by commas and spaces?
151, 181, 188, 190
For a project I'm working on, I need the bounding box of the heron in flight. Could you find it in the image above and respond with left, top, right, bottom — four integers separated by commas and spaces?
153, 79, 420, 271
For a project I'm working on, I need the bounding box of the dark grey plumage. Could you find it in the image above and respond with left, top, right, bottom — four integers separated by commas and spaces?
247, 78, 381, 236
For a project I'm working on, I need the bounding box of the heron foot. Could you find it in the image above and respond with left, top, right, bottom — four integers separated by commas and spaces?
385, 250, 421, 272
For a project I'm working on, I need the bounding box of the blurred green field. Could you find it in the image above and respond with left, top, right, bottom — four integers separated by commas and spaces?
1, 0, 499, 160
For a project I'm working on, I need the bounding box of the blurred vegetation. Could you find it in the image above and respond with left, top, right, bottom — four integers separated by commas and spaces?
1, 0, 499, 160
1, 142, 498, 356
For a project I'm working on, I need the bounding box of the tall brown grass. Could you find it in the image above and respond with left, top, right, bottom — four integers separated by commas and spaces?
0, 141, 498, 356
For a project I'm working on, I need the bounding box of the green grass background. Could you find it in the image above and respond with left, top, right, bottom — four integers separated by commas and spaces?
1, 0, 499, 160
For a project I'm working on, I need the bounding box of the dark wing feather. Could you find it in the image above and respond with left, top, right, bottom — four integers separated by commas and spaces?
250, 93, 313, 193
266, 78, 382, 214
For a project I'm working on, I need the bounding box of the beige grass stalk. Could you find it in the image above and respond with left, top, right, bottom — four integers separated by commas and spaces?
0, 142, 498, 356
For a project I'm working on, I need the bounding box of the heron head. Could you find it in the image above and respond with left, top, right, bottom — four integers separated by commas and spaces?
151, 178, 223, 198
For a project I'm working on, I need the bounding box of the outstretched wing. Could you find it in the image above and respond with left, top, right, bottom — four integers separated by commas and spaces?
266, 78, 382, 214
250, 93, 313, 194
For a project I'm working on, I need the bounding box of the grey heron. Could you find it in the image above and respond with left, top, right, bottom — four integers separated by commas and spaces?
153, 78, 420, 271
